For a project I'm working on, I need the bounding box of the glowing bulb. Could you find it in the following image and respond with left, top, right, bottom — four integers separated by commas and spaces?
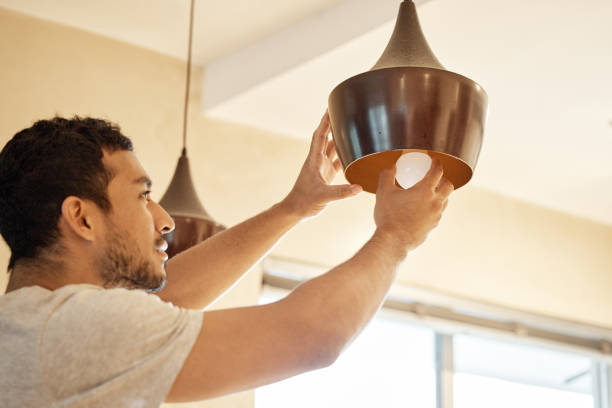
395, 152, 432, 189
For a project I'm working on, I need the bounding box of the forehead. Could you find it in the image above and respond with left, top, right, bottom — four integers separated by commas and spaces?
103, 150, 150, 188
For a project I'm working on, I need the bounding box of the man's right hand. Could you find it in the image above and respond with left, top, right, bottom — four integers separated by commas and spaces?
374, 159, 454, 255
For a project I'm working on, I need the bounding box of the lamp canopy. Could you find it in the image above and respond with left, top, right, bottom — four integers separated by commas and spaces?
328, 0, 488, 193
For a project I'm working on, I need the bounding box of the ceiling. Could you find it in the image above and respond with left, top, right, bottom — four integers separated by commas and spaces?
1, 0, 611, 225
0, 0, 345, 63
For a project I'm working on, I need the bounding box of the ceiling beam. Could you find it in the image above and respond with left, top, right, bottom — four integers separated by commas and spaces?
201, 0, 429, 113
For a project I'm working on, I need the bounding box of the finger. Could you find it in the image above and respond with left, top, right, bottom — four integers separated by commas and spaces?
436, 177, 454, 199
329, 184, 362, 200
332, 157, 342, 172
326, 145, 339, 167
441, 198, 449, 212
421, 159, 444, 189
376, 167, 398, 195
309, 112, 331, 157
325, 135, 336, 158
323, 161, 338, 182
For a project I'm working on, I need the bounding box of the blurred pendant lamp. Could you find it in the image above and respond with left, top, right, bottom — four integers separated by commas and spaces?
328, 0, 488, 193
160, 0, 225, 258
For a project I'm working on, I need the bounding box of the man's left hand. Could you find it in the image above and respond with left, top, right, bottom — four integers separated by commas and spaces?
282, 111, 362, 219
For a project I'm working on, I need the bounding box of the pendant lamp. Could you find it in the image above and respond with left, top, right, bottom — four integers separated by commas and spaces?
328, 0, 488, 193
159, 0, 225, 258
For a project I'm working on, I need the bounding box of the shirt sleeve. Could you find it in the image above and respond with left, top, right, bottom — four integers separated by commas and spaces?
40, 286, 203, 407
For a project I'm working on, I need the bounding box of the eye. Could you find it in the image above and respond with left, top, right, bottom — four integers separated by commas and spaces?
140, 190, 152, 202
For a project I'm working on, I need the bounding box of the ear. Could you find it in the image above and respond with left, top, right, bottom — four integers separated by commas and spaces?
59, 196, 101, 242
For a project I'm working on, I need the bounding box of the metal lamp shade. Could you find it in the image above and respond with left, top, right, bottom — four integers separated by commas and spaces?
328, 0, 488, 193
159, 149, 225, 258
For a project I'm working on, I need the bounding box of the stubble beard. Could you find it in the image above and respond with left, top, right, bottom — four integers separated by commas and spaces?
98, 224, 167, 293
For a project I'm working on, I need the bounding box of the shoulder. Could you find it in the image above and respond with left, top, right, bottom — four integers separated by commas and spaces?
52, 284, 174, 313
38, 285, 203, 403
53, 283, 165, 305
44, 284, 202, 340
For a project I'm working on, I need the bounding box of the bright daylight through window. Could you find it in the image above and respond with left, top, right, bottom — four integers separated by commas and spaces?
256, 287, 436, 408
256, 286, 602, 408
453, 334, 593, 408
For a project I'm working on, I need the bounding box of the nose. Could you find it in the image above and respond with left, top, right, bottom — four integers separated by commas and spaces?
151, 201, 175, 234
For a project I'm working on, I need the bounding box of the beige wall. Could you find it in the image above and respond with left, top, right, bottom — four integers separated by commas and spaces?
271, 184, 612, 328
2, 5, 612, 407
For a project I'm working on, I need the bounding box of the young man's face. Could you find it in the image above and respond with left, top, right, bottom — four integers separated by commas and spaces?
97, 150, 174, 292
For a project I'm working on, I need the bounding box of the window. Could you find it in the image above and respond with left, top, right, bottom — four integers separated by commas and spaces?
257, 265, 610, 408
453, 334, 594, 408
256, 288, 437, 408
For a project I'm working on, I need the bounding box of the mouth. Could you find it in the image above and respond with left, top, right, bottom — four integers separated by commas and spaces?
157, 240, 168, 252
156, 240, 169, 261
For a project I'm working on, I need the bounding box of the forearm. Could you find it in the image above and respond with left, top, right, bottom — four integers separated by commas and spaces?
280, 163, 452, 358
281, 228, 408, 356
158, 201, 302, 309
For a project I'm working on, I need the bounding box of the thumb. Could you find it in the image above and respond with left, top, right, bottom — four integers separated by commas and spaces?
329, 184, 362, 200
377, 167, 397, 195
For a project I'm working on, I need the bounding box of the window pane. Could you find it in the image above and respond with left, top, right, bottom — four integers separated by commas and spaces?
454, 373, 593, 408
256, 288, 436, 408
453, 334, 594, 408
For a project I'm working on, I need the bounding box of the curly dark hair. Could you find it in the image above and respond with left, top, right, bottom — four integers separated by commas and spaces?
0, 117, 133, 271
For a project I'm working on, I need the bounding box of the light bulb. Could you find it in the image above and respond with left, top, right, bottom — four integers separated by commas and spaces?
395, 152, 432, 189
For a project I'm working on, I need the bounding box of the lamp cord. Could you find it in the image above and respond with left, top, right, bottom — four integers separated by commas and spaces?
182, 0, 195, 154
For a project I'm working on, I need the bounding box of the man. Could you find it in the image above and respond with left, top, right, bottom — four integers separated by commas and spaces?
0, 113, 453, 407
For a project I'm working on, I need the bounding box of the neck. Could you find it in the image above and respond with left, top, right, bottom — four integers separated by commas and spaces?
6, 258, 60, 292
6, 255, 100, 293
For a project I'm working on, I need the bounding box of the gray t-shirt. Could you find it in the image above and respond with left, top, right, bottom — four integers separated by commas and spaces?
0, 284, 203, 408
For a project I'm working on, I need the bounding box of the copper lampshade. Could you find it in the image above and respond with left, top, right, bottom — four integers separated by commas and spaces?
328, 0, 488, 193
159, 149, 225, 258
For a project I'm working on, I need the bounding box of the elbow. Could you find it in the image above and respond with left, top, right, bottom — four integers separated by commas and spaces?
321, 346, 342, 368
308, 339, 342, 370
280, 292, 360, 372
300, 314, 351, 370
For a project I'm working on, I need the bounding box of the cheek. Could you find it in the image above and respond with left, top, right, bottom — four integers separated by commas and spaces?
139, 208, 156, 234
122, 204, 155, 234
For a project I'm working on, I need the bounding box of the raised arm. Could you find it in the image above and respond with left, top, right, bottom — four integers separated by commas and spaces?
166, 160, 454, 402
157, 113, 361, 310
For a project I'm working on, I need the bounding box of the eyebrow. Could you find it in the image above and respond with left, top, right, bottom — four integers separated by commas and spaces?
133, 176, 152, 189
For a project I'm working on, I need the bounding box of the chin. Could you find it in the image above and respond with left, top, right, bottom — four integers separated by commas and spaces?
145, 265, 167, 293
158, 263, 168, 279
146, 278, 167, 294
